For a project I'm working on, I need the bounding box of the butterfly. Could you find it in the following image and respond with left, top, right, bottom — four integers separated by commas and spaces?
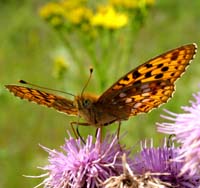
5, 44, 197, 129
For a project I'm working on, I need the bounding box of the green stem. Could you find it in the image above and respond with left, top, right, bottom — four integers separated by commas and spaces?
57, 30, 85, 71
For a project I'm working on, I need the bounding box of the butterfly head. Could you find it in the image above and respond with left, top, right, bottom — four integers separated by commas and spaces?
74, 94, 99, 124
75, 94, 98, 110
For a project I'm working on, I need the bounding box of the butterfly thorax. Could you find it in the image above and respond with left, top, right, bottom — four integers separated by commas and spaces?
74, 94, 119, 127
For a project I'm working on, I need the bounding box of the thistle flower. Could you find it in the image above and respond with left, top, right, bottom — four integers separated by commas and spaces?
132, 139, 200, 188
157, 90, 200, 176
36, 129, 132, 188
102, 153, 172, 188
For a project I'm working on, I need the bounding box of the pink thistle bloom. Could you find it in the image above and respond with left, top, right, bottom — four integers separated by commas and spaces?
157, 90, 200, 177
35, 129, 132, 188
132, 139, 200, 188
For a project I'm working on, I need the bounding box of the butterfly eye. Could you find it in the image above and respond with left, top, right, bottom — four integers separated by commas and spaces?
82, 99, 91, 108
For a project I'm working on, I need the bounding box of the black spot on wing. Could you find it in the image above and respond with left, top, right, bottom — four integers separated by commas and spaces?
155, 73, 163, 79
123, 76, 129, 81
134, 80, 142, 85
157, 63, 163, 68
145, 63, 153, 68
145, 71, 152, 78
132, 70, 141, 79
161, 66, 169, 72
171, 51, 179, 60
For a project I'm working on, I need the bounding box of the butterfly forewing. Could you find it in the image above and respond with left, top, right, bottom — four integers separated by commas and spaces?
5, 85, 78, 115
97, 44, 197, 119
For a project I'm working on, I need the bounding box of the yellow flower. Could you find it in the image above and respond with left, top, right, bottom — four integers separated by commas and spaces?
90, 5, 128, 29
66, 7, 93, 25
61, 0, 87, 10
109, 0, 139, 9
52, 56, 68, 79
146, 0, 155, 5
39, 2, 65, 19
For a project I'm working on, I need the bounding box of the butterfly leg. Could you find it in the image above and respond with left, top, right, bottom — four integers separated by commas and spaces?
70, 121, 91, 143
116, 121, 121, 139
70, 122, 79, 139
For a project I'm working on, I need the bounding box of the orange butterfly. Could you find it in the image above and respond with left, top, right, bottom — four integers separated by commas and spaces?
5, 44, 197, 130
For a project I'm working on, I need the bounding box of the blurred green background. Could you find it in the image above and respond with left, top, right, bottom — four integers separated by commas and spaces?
1, 0, 200, 187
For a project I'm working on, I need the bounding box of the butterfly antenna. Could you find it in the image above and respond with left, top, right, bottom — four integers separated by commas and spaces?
19, 80, 75, 97
81, 67, 93, 97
